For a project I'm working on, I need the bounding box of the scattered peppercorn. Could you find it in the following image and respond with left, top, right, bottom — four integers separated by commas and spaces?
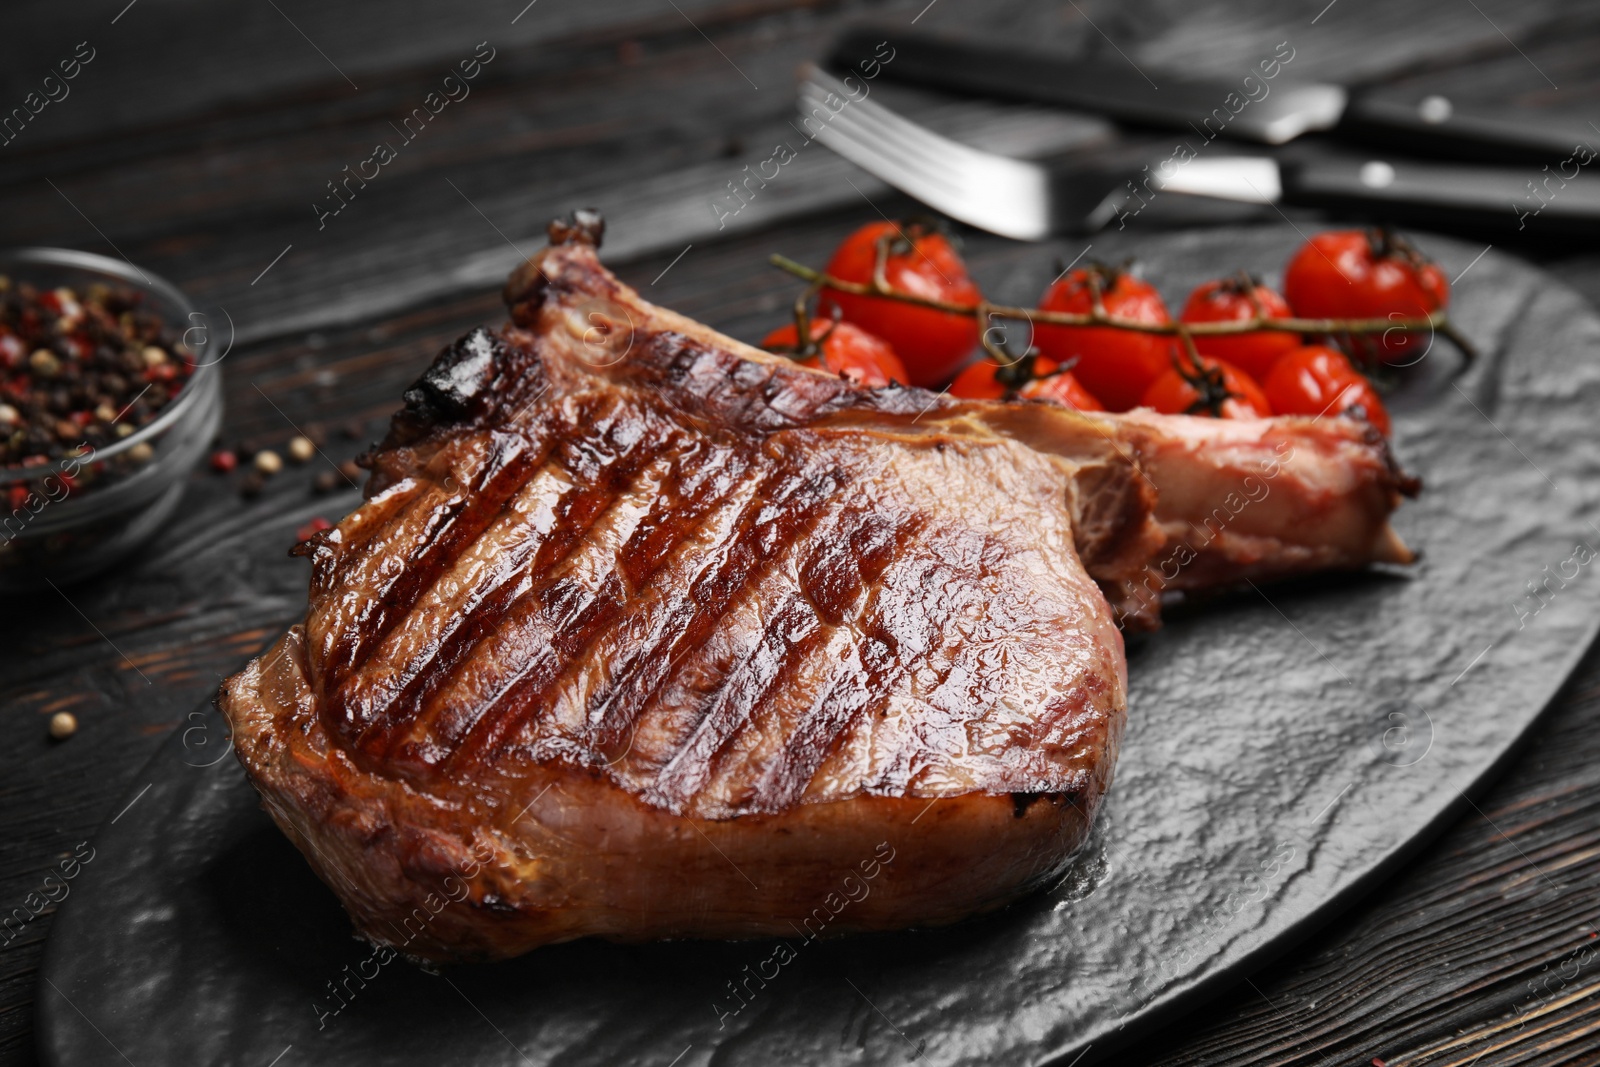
127, 441, 154, 464
239, 471, 265, 498
312, 469, 340, 494
340, 419, 367, 440
210, 449, 237, 473
296, 516, 333, 542
287, 435, 315, 463
338, 459, 362, 482
254, 449, 283, 475
48, 711, 78, 740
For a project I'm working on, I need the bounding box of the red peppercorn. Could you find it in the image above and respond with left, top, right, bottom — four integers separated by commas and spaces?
1, 278, 196, 473
296, 516, 333, 542
210, 449, 237, 473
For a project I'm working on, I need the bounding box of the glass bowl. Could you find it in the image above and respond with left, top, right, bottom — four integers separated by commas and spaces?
0, 248, 222, 590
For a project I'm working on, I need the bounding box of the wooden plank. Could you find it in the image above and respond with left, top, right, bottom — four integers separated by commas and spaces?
1, 14, 1105, 347
0, 0, 858, 148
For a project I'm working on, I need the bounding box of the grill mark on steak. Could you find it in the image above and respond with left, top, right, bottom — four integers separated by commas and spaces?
640, 508, 917, 810
565, 444, 759, 740
315, 318, 1164, 800
328, 402, 667, 762
747, 512, 918, 809
322, 428, 555, 702
389, 421, 677, 764
436, 454, 846, 775
777, 531, 979, 806
337, 461, 579, 772
645, 591, 826, 810
443, 440, 763, 770
324, 328, 550, 661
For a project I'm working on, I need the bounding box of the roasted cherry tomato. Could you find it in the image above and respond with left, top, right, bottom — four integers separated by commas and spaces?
947, 353, 1055, 400
947, 355, 1105, 411
1033, 265, 1176, 412
949, 357, 1026, 400
1282, 229, 1448, 364
1262, 345, 1391, 436
761, 318, 909, 388
1179, 275, 1300, 381
1141, 357, 1271, 419
819, 220, 981, 387
1019, 368, 1105, 412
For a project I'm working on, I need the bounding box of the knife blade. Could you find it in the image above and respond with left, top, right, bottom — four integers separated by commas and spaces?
831, 27, 1596, 164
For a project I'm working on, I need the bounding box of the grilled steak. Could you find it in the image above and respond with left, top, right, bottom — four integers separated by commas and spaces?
219, 212, 1413, 961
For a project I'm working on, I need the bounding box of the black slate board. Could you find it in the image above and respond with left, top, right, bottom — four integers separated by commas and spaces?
36, 228, 1600, 1067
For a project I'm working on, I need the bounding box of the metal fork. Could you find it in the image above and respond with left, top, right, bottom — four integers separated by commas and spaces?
797, 64, 1278, 241
799, 64, 1067, 240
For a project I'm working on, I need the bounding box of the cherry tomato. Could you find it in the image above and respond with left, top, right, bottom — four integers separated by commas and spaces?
819, 220, 981, 387
1141, 357, 1271, 419
949, 357, 1025, 400
761, 318, 909, 388
1033, 265, 1176, 412
1019, 368, 1105, 412
1282, 229, 1448, 364
1179, 276, 1300, 381
1262, 345, 1391, 436
947, 354, 1060, 400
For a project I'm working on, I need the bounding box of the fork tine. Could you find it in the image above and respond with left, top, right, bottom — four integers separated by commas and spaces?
799, 72, 1034, 193
800, 77, 1018, 208
801, 88, 988, 199
817, 92, 1045, 214
799, 73, 999, 174
799, 84, 969, 198
797, 66, 1055, 240
803, 97, 973, 207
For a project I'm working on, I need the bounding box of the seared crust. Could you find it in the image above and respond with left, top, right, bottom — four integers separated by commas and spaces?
220, 217, 1136, 960
226, 627, 1107, 961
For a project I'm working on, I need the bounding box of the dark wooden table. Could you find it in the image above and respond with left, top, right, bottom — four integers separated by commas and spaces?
3, 1, 1598, 1063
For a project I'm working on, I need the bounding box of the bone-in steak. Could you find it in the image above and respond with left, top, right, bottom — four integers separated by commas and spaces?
219, 212, 1410, 961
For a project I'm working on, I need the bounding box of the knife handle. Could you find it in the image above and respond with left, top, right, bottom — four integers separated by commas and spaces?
829, 27, 1219, 125
1280, 156, 1600, 236
1341, 92, 1600, 164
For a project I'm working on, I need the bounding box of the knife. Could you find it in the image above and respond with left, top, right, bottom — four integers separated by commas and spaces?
830, 27, 1597, 164
798, 66, 1600, 240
